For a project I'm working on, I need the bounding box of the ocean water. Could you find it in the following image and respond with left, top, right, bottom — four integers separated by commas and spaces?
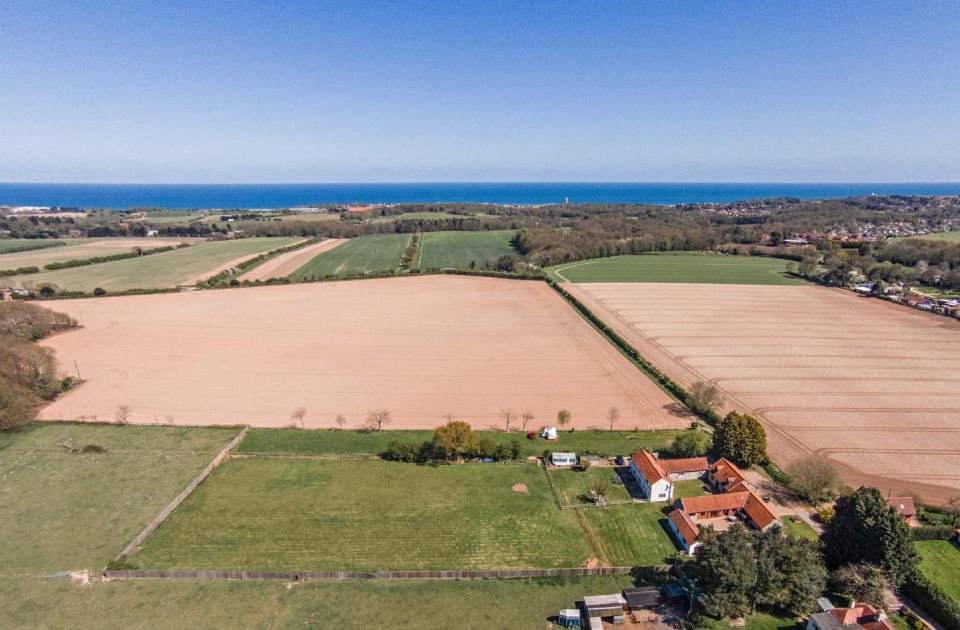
0, 182, 957, 209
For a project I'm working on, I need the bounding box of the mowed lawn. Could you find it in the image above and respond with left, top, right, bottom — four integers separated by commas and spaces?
133, 458, 595, 571
547, 466, 634, 505
1, 574, 634, 630
0, 423, 238, 573
291, 233, 411, 278
0, 238, 65, 254
916, 540, 960, 601
547, 252, 806, 284
417, 230, 517, 269
15, 237, 297, 291
235, 428, 686, 458
581, 503, 683, 566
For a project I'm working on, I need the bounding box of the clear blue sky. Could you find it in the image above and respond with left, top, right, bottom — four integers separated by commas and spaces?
1, 0, 958, 183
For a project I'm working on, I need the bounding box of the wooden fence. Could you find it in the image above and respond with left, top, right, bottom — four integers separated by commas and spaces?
103, 566, 637, 582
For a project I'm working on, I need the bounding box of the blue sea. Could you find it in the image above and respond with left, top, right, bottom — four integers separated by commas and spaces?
0, 182, 957, 209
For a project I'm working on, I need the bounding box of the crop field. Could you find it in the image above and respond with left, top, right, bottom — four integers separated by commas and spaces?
417, 229, 517, 269
237, 238, 345, 281
548, 253, 806, 285
0, 238, 65, 254
132, 458, 595, 570
40, 276, 682, 429
15, 237, 297, 291
291, 233, 412, 278
566, 282, 960, 502
0, 423, 238, 574
916, 540, 960, 601
0, 237, 194, 270
236, 428, 686, 457
2, 574, 634, 630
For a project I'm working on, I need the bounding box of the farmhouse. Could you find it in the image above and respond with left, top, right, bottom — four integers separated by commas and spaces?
664, 457, 780, 554
806, 603, 894, 630
628, 450, 710, 502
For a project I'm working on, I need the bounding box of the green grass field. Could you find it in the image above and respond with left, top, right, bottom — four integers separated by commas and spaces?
580, 503, 682, 566
394, 211, 462, 221
132, 458, 595, 570
14, 237, 297, 291
291, 233, 412, 278
417, 229, 517, 269
1, 574, 635, 629
547, 252, 806, 285
0, 238, 65, 254
903, 231, 960, 242
546, 466, 634, 505
0, 423, 238, 573
235, 428, 686, 458
916, 540, 960, 602
780, 516, 819, 541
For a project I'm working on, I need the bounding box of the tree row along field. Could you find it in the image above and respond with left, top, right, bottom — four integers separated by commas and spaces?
546, 252, 805, 284
566, 281, 960, 502
13, 237, 298, 291
0, 237, 197, 270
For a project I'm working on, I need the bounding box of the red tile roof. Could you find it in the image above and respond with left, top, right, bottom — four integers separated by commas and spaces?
659, 457, 710, 475
708, 458, 749, 490
886, 496, 917, 518
669, 508, 699, 546
829, 604, 894, 630
679, 490, 779, 531
631, 450, 667, 485
741, 492, 779, 530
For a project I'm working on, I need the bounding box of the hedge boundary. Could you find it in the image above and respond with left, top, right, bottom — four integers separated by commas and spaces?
903, 571, 960, 629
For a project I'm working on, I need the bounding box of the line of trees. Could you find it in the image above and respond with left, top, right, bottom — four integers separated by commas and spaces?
381, 419, 522, 465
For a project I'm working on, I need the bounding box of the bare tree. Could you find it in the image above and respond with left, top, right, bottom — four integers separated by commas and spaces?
499, 408, 517, 432
164, 414, 176, 426
557, 409, 571, 430
365, 408, 392, 431
687, 381, 725, 416
115, 404, 132, 425
521, 410, 534, 432
334, 414, 347, 430
290, 407, 307, 430
607, 406, 621, 431
592, 483, 608, 505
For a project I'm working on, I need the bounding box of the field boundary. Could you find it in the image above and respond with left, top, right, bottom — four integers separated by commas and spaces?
103, 566, 637, 581
114, 426, 249, 561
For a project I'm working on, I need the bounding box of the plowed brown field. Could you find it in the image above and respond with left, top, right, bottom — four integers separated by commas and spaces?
566, 282, 960, 503
37, 276, 683, 431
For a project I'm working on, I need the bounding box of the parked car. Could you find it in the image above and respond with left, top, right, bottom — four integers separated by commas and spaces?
614, 455, 626, 466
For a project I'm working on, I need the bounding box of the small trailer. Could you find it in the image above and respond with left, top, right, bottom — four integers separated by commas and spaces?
551, 452, 578, 467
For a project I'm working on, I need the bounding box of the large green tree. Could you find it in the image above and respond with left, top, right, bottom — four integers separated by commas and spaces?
673, 429, 712, 458
822, 487, 918, 587
432, 420, 478, 458
713, 411, 767, 466
697, 525, 758, 619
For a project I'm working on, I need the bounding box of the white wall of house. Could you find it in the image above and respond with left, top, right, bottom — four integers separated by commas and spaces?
667, 519, 702, 555
629, 461, 673, 502
666, 471, 703, 481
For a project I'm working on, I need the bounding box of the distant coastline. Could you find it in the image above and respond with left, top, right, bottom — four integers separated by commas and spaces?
0, 182, 958, 209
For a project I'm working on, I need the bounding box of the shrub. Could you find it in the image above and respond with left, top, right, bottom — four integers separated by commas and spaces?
0, 377, 41, 431
911, 525, 955, 541
673, 429, 712, 457
0, 301, 77, 340
381, 440, 420, 463
817, 506, 835, 523
93, 287, 107, 296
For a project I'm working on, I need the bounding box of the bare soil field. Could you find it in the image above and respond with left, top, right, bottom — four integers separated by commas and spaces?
566, 282, 960, 503
237, 238, 345, 281
37, 276, 682, 430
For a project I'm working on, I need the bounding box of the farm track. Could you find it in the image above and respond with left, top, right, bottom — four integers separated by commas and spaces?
567, 282, 960, 504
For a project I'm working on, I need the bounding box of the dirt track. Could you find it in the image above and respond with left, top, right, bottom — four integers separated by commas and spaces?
566, 282, 960, 504
38, 276, 683, 431
238, 239, 345, 281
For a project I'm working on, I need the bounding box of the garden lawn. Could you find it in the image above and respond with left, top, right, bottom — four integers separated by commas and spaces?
14, 237, 297, 291
236, 428, 687, 458
291, 233, 411, 278
780, 516, 819, 541
546, 466, 633, 506
0, 423, 239, 573
547, 252, 806, 285
916, 540, 960, 602
579, 503, 681, 566
0, 574, 633, 629
132, 458, 595, 570
698, 612, 800, 629
0, 238, 65, 254
417, 230, 517, 269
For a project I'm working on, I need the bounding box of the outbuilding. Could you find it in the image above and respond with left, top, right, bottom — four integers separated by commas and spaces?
551, 452, 578, 467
